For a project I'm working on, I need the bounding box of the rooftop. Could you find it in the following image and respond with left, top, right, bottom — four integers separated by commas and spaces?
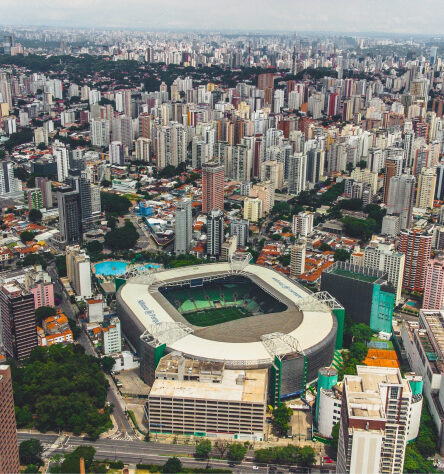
149, 368, 268, 403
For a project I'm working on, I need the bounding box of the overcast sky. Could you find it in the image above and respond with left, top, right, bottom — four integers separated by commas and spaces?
2, 0, 444, 34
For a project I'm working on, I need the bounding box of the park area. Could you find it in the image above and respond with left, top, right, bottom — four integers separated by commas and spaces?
183, 306, 253, 327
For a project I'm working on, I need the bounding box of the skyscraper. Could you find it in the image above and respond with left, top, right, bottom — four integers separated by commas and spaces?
54, 146, 70, 182
399, 229, 432, 291
174, 198, 192, 256
386, 174, 416, 230
202, 161, 224, 213
35, 176, 53, 208
230, 219, 249, 248
58, 187, 82, 244
207, 209, 224, 259
290, 240, 306, 278
423, 255, 444, 310
90, 118, 110, 147
0, 365, 20, 474
135, 137, 151, 162
415, 167, 436, 209
383, 156, 403, 203
337, 366, 421, 474
67, 170, 98, 231
287, 153, 307, 195
156, 122, 186, 169
0, 281, 37, 360
0, 161, 15, 196
66, 246, 92, 298
110, 141, 124, 166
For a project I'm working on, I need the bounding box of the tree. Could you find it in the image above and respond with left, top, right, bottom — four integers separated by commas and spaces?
23, 253, 47, 268
19, 439, 43, 466
350, 323, 373, 344
331, 422, 340, 451
163, 457, 182, 473
24, 464, 39, 473
278, 255, 291, 266
86, 240, 103, 254
338, 198, 363, 211
100, 192, 132, 215
55, 255, 67, 277
195, 439, 212, 459
101, 356, 115, 374
319, 242, 332, 252
272, 403, 293, 437
350, 342, 368, 362
214, 440, 229, 458
228, 442, 247, 462
104, 221, 139, 251
298, 446, 316, 467
59, 446, 96, 474
20, 230, 35, 243
28, 209, 42, 223
334, 249, 350, 262
35, 306, 56, 325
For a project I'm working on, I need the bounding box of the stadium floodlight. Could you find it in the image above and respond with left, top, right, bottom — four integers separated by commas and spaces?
313, 291, 344, 310
229, 252, 252, 273
261, 332, 304, 359
142, 322, 193, 346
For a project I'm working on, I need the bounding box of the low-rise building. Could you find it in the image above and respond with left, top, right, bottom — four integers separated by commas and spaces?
146, 353, 267, 440
37, 312, 73, 346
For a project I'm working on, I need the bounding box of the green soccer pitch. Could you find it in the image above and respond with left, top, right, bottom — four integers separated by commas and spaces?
182, 306, 253, 327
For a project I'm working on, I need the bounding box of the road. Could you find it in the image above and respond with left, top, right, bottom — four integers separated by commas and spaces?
16, 432, 272, 473
128, 213, 157, 251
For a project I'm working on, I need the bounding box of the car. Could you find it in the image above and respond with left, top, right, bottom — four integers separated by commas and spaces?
253, 466, 259, 470
323, 456, 334, 464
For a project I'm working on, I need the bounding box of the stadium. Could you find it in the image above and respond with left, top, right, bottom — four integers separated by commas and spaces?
117, 256, 344, 403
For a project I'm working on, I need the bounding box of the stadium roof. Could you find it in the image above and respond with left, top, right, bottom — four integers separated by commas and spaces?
119, 262, 335, 365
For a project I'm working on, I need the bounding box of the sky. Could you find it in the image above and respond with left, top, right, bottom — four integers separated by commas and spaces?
1, 0, 444, 35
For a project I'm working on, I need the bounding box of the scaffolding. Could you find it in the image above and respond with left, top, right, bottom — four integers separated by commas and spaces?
229, 252, 252, 273
261, 332, 304, 359
141, 322, 193, 347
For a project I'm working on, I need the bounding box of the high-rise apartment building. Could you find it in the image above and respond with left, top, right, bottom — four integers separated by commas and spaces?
202, 161, 224, 213
66, 246, 92, 298
24, 188, 43, 209
110, 141, 124, 166
415, 167, 436, 209
243, 197, 263, 222
288, 152, 307, 195
54, 146, 70, 182
156, 122, 186, 169
386, 174, 416, 230
363, 241, 406, 305
435, 163, 444, 201
90, 118, 110, 147
102, 317, 122, 355
0, 365, 20, 474
207, 209, 224, 259
292, 212, 314, 237
399, 229, 432, 291
0, 281, 37, 360
423, 255, 444, 310
58, 187, 82, 244
35, 177, 52, 208
230, 219, 249, 248
261, 160, 284, 190
135, 137, 151, 162
337, 366, 422, 474
174, 198, 192, 256
0, 161, 15, 196
290, 240, 306, 278
383, 156, 403, 203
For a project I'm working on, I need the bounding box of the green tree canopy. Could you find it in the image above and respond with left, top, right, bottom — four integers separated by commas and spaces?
20, 230, 35, 243
162, 457, 182, 473
86, 240, 103, 254
104, 221, 139, 251
228, 442, 248, 462
28, 209, 43, 223
100, 192, 132, 215
19, 439, 43, 466
334, 248, 351, 262
100, 356, 115, 374
272, 403, 293, 437
35, 306, 56, 325
195, 439, 212, 459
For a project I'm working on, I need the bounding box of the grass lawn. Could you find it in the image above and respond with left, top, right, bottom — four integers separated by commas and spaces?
183, 306, 252, 327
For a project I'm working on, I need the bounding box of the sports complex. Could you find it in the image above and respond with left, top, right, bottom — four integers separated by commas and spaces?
117, 255, 344, 404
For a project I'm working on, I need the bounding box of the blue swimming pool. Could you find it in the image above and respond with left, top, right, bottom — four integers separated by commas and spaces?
406, 301, 416, 307
94, 260, 160, 276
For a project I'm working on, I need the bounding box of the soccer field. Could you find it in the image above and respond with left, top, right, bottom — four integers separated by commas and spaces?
183, 306, 252, 327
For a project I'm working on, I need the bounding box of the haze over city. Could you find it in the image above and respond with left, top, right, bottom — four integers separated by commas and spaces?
1, 0, 444, 34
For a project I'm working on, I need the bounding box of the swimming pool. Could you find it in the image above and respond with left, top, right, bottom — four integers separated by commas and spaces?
94, 260, 160, 276
406, 301, 417, 307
